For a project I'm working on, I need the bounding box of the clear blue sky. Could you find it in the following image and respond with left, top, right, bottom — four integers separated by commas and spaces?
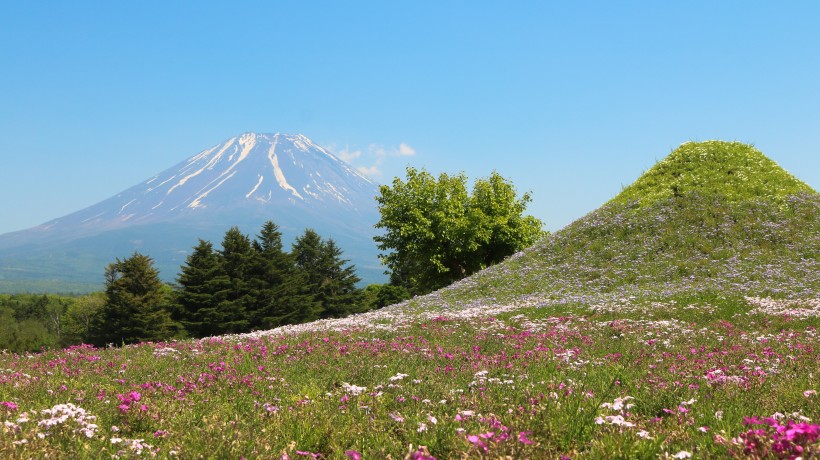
2, 1, 819, 235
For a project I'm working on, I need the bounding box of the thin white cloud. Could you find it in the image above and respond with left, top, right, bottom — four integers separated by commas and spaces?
398, 143, 416, 156
326, 141, 416, 178
338, 147, 362, 163
369, 144, 388, 159
368, 143, 416, 158
357, 165, 381, 177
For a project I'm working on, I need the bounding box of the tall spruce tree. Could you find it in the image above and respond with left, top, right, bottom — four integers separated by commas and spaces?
292, 229, 362, 319
89, 252, 181, 346
247, 221, 319, 328
175, 239, 233, 338
215, 227, 254, 333
317, 238, 362, 318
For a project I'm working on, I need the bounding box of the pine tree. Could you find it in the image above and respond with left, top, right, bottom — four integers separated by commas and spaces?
292, 229, 362, 319
215, 227, 254, 333
247, 221, 319, 328
175, 239, 232, 338
317, 238, 362, 318
89, 252, 181, 346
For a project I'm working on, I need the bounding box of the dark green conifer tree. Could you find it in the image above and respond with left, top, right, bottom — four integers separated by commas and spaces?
215, 227, 254, 333
247, 221, 319, 328
317, 238, 362, 318
292, 229, 362, 319
175, 239, 233, 338
89, 252, 181, 346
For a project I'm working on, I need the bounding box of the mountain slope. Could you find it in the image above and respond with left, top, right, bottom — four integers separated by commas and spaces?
422, 141, 819, 309
0, 133, 385, 292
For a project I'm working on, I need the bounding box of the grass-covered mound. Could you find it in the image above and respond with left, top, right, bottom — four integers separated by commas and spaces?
614, 141, 814, 207
433, 141, 819, 308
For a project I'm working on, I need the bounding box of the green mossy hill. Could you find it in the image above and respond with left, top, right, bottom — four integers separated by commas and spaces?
426, 141, 819, 307
612, 141, 815, 207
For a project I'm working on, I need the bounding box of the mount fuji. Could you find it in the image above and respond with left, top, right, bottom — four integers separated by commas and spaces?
0, 133, 385, 292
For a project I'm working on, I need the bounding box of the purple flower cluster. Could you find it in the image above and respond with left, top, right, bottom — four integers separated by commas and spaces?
736, 416, 819, 459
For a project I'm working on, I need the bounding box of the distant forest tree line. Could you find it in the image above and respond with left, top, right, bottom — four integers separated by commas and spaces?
0, 222, 409, 351
1, 168, 542, 352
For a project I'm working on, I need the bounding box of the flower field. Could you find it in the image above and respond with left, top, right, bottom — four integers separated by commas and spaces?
1, 294, 817, 458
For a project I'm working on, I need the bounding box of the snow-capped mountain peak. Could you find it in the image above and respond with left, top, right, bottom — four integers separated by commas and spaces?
0, 132, 385, 289
39, 133, 378, 232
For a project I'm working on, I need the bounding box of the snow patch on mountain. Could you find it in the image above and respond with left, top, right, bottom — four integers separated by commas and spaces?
246, 175, 264, 199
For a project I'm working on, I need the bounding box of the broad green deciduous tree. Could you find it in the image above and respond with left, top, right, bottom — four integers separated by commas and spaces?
375, 167, 544, 294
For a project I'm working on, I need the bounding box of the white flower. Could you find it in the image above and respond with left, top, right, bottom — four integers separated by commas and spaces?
606, 415, 635, 427
341, 382, 367, 396
672, 451, 692, 459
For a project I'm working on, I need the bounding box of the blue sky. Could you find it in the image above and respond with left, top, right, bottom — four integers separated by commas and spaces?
1, 1, 819, 235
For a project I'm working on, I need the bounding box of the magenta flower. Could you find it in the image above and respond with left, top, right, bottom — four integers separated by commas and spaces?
0, 401, 18, 411
467, 434, 488, 451
407, 447, 437, 460
518, 431, 534, 445
344, 450, 362, 460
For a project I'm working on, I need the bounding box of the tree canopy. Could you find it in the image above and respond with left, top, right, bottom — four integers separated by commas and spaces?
375, 167, 544, 294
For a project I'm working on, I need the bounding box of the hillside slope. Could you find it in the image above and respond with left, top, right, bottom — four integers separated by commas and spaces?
424, 141, 819, 310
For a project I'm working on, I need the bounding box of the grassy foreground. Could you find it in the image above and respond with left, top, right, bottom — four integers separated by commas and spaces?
1, 294, 817, 459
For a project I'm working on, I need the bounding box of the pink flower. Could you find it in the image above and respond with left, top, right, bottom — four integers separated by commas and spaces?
518, 431, 534, 445
345, 451, 362, 460
1, 401, 18, 411
804, 390, 817, 398
467, 435, 488, 451
407, 447, 437, 460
